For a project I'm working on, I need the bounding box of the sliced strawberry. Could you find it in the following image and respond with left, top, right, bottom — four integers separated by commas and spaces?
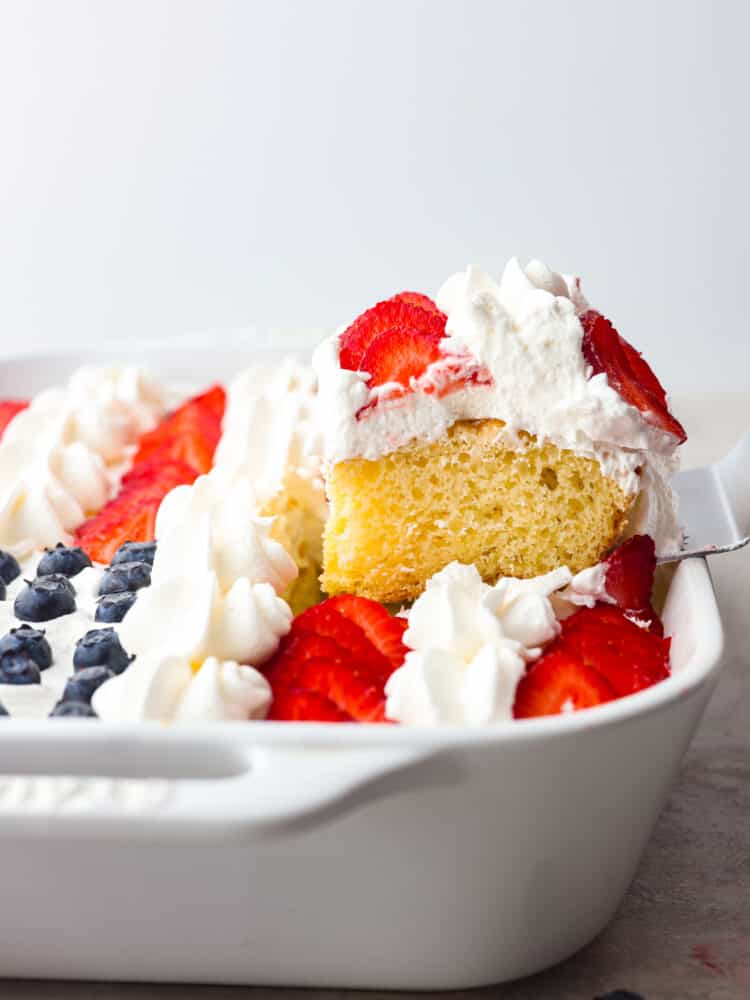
267, 686, 353, 723
339, 299, 446, 371
293, 657, 388, 722
552, 605, 671, 696
264, 633, 349, 687
603, 534, 661, 631
513, 649, 616, 718
360, 326, 444, 391
263, 597, 398, 723
0, 400, 29, 440
133, 385, 225, 474
120, 458, 200, 494
390, 291, 445, 317
326, 594, 408, 672
75, 461, 197, 563
292, 602, 392, 683
189, 385, 226, 420
580, 310, 686, 443
75, 497, 159, 565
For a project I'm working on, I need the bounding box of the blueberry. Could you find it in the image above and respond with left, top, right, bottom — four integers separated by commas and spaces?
14, 576, 77, 622
37, 572, 76, 595
0, 652, 41, 684
0, 702, 9, 717
98, 561, 151, 597
0, 579, 5, 601
49, 700, 97, 718
37, 543, 92, 578
111, 541, 157, 567
95, 591, 137, 623
0, 550, 20, 585
74, 628, 133, 674
62, 666, 114, 704
0, 625, 53, 670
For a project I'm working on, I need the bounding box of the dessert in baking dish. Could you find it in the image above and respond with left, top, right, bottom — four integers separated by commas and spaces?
0, 258, 685, 726
314, 259, 685, 603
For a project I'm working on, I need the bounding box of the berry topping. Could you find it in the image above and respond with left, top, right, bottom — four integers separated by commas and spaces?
14, 576, 77, 622
131, 385, 225, 474
0, 549, 21, 585
37, 543, 92, 579
0, 652, 42, 685
513, 649, 616, 718
111, 540, 157, 567
326, 594, 408, 670
360, 327, 444, 391
0, 625, 53, 670
0, 400, 29, 440
62, 666, 114, 704
95, 592, 138, 623
552, 605, 671, 696
390, 291, 444, 315
98, 560, 152, 597
0, 580, 5, 602
264, 596, 404, 722
49, 700, 97, 718
603, 534, 661, 631
0, 702, 9, 718
580, 310, 687, 443
75, 460, 195, 564
339, 298, 446, 372
74, 628, 133, 674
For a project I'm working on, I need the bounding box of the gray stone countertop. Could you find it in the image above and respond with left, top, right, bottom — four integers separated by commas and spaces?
3, 393, 749, 1000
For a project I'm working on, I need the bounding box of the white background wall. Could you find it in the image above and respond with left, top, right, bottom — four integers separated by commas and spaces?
0, 0, 747, 392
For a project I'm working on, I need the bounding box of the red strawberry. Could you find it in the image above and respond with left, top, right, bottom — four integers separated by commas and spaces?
513, 649, 616, 718
580, 310, 686, 443
0, 400, 29, 440
119, 458, 200, 494
552, 605, 671, 696
264, 633, 349, 687
189, 385, 226, 421
292, 603, 392, 683
603, 534, 661, 631
267, 686, 353, 723
360, 327, 444, 391
263, 597, 400, 723
133, 385, 225, 474
339, 299, 446, 371
390, 291, 445, 316
75, 461, 198, 562
326, 594, 408, 672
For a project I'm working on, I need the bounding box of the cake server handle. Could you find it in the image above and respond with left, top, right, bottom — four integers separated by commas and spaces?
0, 729, 458, 841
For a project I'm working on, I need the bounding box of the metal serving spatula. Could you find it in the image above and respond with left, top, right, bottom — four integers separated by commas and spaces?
659, 430, 750, 563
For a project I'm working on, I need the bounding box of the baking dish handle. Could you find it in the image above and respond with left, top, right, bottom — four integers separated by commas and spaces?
0, 736, 456, 841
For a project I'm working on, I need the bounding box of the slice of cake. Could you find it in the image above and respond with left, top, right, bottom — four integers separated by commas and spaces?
314, 259, 686, 605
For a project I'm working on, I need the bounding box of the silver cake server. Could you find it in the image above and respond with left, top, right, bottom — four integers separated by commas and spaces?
659, 430, 750, 563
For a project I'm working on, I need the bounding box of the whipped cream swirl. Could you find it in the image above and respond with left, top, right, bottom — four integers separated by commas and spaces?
93, 654, 272, 723
385, 561, 570, 726
0, 366, 167, 555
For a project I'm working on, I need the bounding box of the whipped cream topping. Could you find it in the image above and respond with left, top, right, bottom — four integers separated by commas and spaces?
0, 367, 168, 556
314, 258, 683, 553
93, 654, 271, 723
153, 470, 297, 595
214, 360, 325, 511
385, 561, 570, 726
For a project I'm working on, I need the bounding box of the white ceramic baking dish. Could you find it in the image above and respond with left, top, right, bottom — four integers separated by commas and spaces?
0, 346, 725, 989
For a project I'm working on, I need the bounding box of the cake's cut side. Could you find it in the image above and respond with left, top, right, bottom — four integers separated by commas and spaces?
322, 419, 634, 604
